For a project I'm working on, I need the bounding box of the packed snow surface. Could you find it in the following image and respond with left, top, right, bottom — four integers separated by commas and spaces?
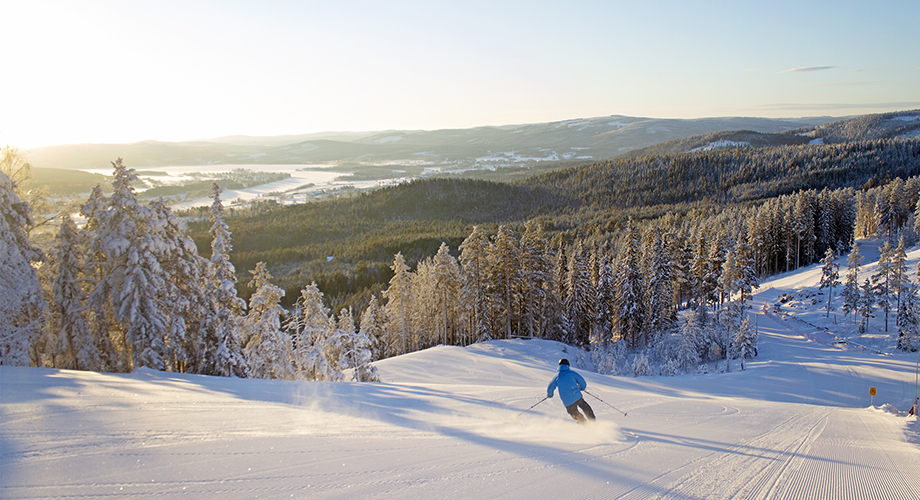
3, 241, 920, 499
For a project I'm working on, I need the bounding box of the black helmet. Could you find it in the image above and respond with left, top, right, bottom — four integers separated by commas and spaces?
558, 358, 570, 366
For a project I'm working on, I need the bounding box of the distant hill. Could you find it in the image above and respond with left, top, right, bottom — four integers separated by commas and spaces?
31, 167, 109, 196
24, 115, 836, 170
622, 109, 920, 158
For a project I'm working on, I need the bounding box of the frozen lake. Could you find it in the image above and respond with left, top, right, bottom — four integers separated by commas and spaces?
80, 164, 408, 210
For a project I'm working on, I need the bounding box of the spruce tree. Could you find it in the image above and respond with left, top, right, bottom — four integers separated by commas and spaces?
199, 183, 248, 377
841, 240, 862, 325
359, 295, 386, 360
719, 250, 741, 372
334, 307, 379, 382
82, 159, 173, 371
520, 220, 552, 339
48, 216, 98, 370
0, 171, 46, 366
384, 252, 413, 354
287, 282, 339, 381
642, 227, 674, 337
432, 242, 461, 345
615, 219, 645, 347
871, 241, 894, 332
734, 316, 756, 370
897, 282, 919, 352
487, 225, 522, 340
242, 262, 294, 379
818, 248, 840, 318
459, 226, 490, 345
677, 312, 702, 373
564, 239, 592, 345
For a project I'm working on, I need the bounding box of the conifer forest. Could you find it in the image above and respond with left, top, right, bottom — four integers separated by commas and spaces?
3, 111, 920, 380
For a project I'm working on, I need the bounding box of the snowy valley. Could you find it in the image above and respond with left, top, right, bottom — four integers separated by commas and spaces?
2, 242, 919, 499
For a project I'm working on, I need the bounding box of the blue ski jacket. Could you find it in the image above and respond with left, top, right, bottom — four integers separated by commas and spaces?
547, 364, 587, 407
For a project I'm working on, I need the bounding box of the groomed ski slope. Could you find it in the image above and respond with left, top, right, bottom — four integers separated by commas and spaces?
2, 240, 920, 499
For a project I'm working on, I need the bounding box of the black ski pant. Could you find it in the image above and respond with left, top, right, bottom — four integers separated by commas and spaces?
565, 397, 595, 421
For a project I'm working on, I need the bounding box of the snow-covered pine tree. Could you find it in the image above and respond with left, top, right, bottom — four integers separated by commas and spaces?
333, 307, 379, 382
642, 227, 674, 338
0, 171, 46, 366
871, 241, 894, 332
410, 256, 438, 349
82, 159, 174, 371
719, 249, 741, 372
615, 219, 645, 348
286, 281, 339, 381
344, 329, 380, 382
48, 216, 99, 371
853, 190, 868, 239
547, 242, 569, 342
459, 226, 490, 345
858, 278, 876, 333
199, 183, 248, 377
669, 231, 691, 310
590, 340, 616, 375
383, 252, 413, 355
734, 316, 756, 371
689, 234, 710, 309
841, 239, 862, 325
326, 307, 356, 373
520, 220, 552, 339
677, 309, 702, 373
593, 252, 615, 347
148, 198, 210, 373
896, 281, 919, 352
432, 242, 461, 345
735, 241, 760, 308
818, 248, 840, 318
1, 146, 49, 228
816, 188, 836, 258
564, 239, 592, 346
241, 262, 294, 379
632, 352, 651, 377
707, 234, 728, 308
913, 192, 920, 237
590, 247, 616, 374
487, 225, 522, 340
359, 295, 386, 360
792, 191, 817, 269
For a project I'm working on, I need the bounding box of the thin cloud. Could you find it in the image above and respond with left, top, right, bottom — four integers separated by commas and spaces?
781, 66, 835, 74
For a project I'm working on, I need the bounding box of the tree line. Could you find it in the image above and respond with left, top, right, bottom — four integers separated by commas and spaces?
3, 138, 920, 379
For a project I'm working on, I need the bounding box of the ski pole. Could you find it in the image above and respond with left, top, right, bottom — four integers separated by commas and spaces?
584, 390, 627, 416
516, 396, 548, 417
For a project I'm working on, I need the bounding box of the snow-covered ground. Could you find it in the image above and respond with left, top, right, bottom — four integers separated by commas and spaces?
79, 164, 410, 211
2, 240, 920, 499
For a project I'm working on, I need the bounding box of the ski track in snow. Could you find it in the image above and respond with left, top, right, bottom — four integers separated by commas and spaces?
2, 239, 920, 499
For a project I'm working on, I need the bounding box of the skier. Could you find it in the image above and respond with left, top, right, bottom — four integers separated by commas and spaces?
547, 358, 595, 423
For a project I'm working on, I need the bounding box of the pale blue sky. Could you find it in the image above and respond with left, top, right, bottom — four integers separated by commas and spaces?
2, 0, 918, 148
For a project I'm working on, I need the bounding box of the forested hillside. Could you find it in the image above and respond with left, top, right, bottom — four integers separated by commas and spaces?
4, 111, 920, 383
194, 122, 920, 311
